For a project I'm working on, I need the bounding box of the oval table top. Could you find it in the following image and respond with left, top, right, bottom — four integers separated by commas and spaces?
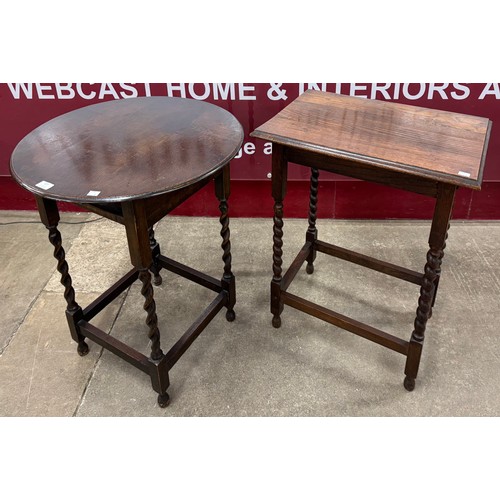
10, 97, 244, 203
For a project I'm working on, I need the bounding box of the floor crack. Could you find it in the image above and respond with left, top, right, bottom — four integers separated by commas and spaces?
0, 215, 90, 358
72, 285, 131, 417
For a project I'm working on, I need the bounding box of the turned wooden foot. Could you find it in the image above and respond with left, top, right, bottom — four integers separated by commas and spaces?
404, 376, 415, 391
77, 341, 89, 356
157, 392, 170, 408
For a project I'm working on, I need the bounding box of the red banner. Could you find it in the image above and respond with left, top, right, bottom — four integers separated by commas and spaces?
1, 83, 499, 218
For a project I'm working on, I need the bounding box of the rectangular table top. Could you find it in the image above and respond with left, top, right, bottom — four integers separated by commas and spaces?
251, 90, 492, 189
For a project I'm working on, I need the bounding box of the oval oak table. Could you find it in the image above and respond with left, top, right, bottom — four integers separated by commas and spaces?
251, 90, 492, 392
11, 96, 244, 407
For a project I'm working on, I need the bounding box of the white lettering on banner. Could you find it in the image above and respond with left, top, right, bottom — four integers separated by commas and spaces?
213, 83, 235, 100
166, 83, 187, 98
244, 142, 255, 155
55, 83, 76, 99
36, 83, 55, 99
298, 83, 328, 95
6, 83, 147, 100
238, 84, 256, 100
371, 83, 392, 100
5, 82, 259, 101
368, 83, 471, 101
402, 83, 426, 100
451, 83, 470, 100
267, 84, 288, 101
165, 83, 257, 100
264, 142, 273, 155
189, 83, 211, 100
350, 83, 368, 98
7, 83, 33, 98
234, 142, 256, 159
120, 83, 139, 98
77, 83, 97, 99
428, 83, 449, 99
328, 83, 473, 101
4, 83, 497, 102
98, 83, 120, 100
479, 83, 500, 99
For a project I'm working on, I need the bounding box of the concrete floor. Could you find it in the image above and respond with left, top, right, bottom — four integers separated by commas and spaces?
0, 210, 499, 416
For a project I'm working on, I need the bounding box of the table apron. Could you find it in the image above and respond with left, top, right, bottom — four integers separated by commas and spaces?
285, 146, 440, 198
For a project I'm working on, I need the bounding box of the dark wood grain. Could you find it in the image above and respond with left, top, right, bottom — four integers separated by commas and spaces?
251, 90, 491, 189
10, 96, 243, 202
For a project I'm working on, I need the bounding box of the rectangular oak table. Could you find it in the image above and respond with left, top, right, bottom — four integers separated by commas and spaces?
251, 90, 492, 391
